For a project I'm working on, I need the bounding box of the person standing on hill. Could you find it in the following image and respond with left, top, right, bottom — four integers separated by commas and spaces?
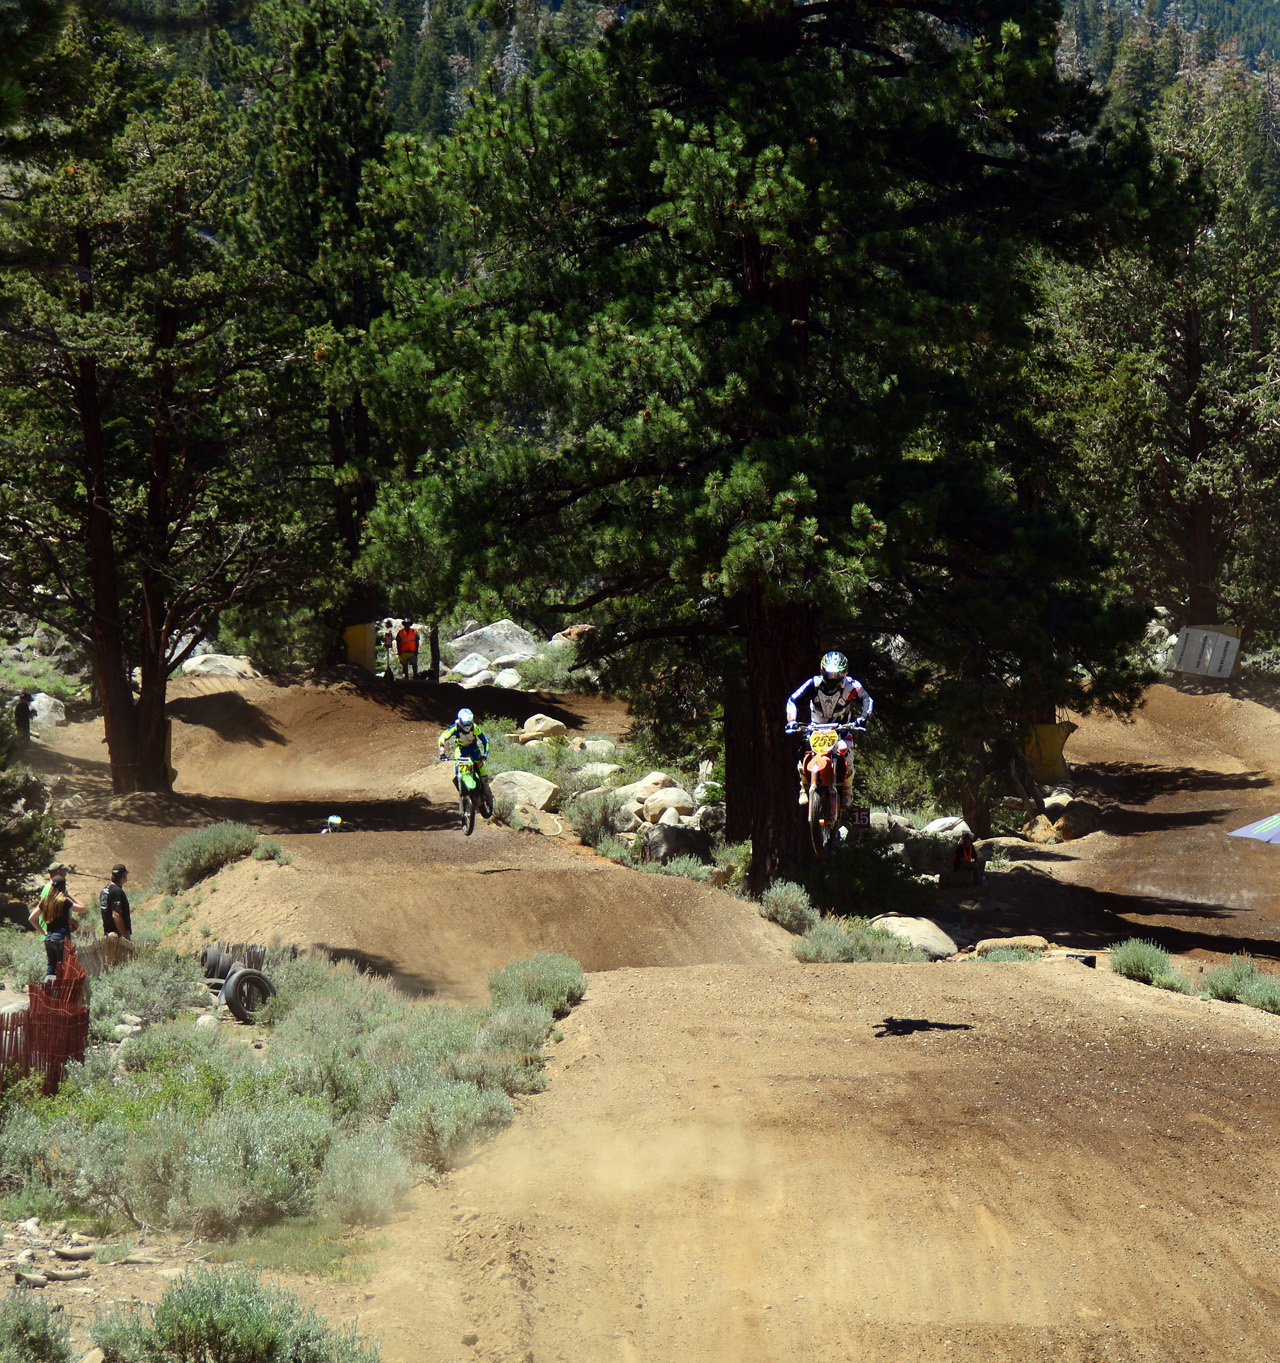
12, 693, 34, 749
29, 869, 85, 978
396, 621, 420, 680
99, 863, 132, 941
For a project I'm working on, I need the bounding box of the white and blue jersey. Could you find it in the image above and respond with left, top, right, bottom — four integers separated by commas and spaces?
786, 675, 873, 726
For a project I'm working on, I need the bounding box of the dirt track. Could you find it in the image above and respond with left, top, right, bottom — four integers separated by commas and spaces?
30, 672, 1280, 1360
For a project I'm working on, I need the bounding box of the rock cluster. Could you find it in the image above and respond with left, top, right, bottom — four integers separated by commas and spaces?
439, 618, 597, 691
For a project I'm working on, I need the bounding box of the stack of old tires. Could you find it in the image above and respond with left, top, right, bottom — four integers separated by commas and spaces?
200, 943, 275, 1023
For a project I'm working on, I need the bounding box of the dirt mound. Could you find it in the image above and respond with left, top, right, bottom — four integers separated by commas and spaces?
302, 959, 1280, 1362
32, 675, 785, 1000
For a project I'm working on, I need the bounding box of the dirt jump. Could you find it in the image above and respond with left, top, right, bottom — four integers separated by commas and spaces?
30, 672, 1280, 1361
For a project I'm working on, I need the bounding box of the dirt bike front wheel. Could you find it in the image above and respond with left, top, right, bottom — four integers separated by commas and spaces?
460, 789, 476, 836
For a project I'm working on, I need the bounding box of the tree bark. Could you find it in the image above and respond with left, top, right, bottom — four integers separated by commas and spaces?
428, 622, 440, 683
743, 584, 817, 896
959, 737, 993, 838
74, 221, 136, 795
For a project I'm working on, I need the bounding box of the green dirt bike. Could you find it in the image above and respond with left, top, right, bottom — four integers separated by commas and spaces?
450, 756, 493, 836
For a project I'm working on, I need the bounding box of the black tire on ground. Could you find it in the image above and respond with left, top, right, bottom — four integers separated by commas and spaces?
202, 945, 229, 979
225, 968, 276, 1023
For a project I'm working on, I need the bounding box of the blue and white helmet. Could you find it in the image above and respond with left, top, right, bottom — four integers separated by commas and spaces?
456, 708, 475, 736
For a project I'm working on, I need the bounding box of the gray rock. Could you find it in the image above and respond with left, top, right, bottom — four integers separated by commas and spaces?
643, 787, 696, 822
579, 762, 623, 781
692, 779, 724, 805
448, 619, 539, 662
29, 694, 67, 728
458, 670, 495, 690
181, 654, 260, 678
657, 806, 683, 826
582, 739, 616, 756
642, 824, 714, 865
869, 915, 958, 960
491, 770, 561, 812
31, 627, 57, 654
519, 713, 568, 740
871, 812, 915, 835
614, 772, 675, 804
452, 652, 492, 678
494, 668, 523, 689
921, 815, 971, 837
491, 651, 537, 667
697, 803, 727, 838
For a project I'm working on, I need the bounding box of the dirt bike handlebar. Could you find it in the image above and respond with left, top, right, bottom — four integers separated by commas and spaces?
785, 721, 865, 736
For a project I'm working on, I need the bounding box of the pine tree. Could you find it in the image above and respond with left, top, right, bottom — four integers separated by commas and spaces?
368, 0, 1169, 878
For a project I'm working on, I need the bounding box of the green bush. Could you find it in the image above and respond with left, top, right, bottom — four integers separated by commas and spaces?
251, 839, 292, 865
1109, 938, 1193, 994
971, 947, 1041, 963
569, 791, 623, 849
759, 882, 818, 934
488, 953, 586, 1017
91, 1267, 380, 1363
0, 1287, 71, 1363
1201, 954, 1280, 1012
491, 796, 516, 827
388, 1077, 513, 1169
794, 916, 926, 964
315, 1132, 412, 1225
1110, 938, 1172, 986
594, 835, 634, 864
152, 823, 258, 895
89, 951, 208, 1040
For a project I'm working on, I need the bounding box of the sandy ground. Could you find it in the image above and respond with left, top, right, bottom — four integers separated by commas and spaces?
24, 671, 1280, 1361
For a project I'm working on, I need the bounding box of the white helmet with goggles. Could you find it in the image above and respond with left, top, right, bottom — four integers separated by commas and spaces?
455, 708, 475, 733
820, 651, 848, 687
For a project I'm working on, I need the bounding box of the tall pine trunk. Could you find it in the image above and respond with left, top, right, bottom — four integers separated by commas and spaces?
743, 585, 817, 896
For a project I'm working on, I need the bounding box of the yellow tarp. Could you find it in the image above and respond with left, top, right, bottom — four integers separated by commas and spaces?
1024, 721, 1077, 785
343, 623, 377, 673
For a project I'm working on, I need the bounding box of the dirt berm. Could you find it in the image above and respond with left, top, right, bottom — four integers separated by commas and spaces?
30, 673, 1280, 1360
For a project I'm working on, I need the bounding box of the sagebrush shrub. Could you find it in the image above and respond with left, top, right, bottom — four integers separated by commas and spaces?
389, 1076, 513, 1169
759, 882, 818, 934
92, 954, 209, 1040
488, 953, 586, 1017
0, 1287, 71, 1363
1110, 938, 1174, 986
92, 1267, 380, 1363
316, 1131, 412, 1225
152, 822, 258, 894
793, 917, 925, 964
570, 791, 623, 849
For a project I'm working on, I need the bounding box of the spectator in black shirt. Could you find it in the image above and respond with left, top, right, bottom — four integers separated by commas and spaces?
100, 863, 131, 941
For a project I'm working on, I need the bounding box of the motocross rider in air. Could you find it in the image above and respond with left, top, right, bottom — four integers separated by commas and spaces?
786, 652, 873, 807
438, 708, 492, 801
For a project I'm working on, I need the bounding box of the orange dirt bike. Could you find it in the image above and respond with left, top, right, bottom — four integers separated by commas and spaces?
787, 720, 865, 858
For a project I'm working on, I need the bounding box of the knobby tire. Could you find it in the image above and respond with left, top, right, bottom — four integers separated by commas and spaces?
808, 784, 830, 859
461, 790, 476, 836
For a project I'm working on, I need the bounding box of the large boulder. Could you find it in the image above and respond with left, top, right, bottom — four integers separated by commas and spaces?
494, 669, 523, 690
579, 762, 623, 781
491, 770, 561, 812
29, 693, 67, 728
492, 652, 537, 668
643, 787, 696, 822
519, 713, 568, 741
869, 915, 958, 960
582, 739, 616, 757
181, 654, 260, 679
448, 619, 539, 662
642, 823, 714, 866
976, 934, 1050, 956
871, 811, 916, 836
1053, 800, 1101, 841
614, 771, 675, 804
922, 815, 971, 838
452, 652, 492, 678
697, 803, 727, 838
459, 670, 496, 690
548, 623, 594, 649
1022, 814, 1059, 845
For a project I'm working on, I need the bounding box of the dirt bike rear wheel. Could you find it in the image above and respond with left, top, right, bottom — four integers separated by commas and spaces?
808, 784, 832, 859
460, 789, 476, 836
477, 784, 493, 820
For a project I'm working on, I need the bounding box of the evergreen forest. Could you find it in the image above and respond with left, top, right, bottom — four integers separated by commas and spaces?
5, 0, 1280, 886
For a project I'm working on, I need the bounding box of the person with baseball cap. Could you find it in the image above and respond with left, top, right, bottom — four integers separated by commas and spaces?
100, 864, 131, 941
